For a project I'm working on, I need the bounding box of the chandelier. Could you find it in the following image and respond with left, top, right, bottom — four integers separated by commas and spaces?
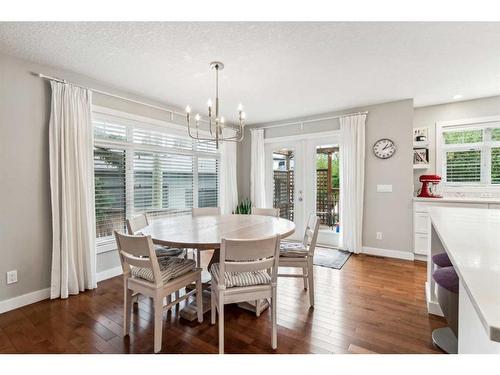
185, 61, 245, 149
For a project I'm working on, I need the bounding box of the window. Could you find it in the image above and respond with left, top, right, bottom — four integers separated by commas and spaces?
93, 109, 219, 247
437, 118, 500, 187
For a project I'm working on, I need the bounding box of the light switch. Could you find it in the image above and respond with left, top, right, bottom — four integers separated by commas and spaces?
377, 184, 393, 193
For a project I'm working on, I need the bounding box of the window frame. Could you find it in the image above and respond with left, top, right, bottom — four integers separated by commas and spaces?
436, 115, 500, 191
92, 106, 220, 253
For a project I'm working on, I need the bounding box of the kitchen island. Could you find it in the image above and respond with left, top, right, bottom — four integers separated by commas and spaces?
428, 207, 500, 353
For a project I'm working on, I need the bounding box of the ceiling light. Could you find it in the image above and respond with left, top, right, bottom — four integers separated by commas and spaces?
185, 61, 245, 149
453, 94, 463, 100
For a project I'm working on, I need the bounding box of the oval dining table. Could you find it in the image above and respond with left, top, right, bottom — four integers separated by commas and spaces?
140, 213, 296, 320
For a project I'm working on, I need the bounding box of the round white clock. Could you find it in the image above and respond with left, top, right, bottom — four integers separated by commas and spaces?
373, 138, 396, 159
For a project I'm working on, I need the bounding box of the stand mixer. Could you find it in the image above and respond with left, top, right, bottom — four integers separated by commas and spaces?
417, 175, 442, 198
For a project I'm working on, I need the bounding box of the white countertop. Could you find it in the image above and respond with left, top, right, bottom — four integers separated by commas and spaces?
428, 207, 500, 342
414, 196, 500, 204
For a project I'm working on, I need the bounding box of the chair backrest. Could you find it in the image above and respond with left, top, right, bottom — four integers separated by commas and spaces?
114, 231, 162, 287
302, 214, 320, 256
219, 234, 280, 286
192, 207, 221, 217
127, 213, 149, 234
252, 207, 280, 217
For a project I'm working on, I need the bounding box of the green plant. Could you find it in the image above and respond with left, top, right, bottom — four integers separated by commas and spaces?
235, 198, 252, 214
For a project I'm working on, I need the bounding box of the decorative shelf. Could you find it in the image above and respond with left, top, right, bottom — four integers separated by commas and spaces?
413, 141, 429, 148
413, 164, 430, 170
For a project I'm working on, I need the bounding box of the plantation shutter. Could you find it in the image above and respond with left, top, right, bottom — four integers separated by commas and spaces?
441, 125, 500, 185
198, 158, 219, 207
93, 147, 127, 241
133, 151, 194, 218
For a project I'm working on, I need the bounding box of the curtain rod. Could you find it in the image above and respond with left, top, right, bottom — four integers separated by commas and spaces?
255, 111, 368, 130
34, 72, 209, 124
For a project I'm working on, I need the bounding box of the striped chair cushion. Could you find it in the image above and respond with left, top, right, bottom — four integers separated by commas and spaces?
131, 257, 195, 285
154, 246, 184, 258
280, 242, 308, 257
210, 263, 271, 288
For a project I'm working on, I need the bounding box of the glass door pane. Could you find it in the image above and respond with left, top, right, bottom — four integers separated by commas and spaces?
272, 149, 295, 221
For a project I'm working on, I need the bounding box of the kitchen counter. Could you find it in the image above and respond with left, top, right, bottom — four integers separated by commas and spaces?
414, 196, 500, 204
428, 207, 500, 351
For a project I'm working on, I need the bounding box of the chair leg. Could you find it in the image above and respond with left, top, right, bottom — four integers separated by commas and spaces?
196, 276, 203, 323
255, 300, 261, 317
210, 290, 216, 325
271, 286, 277, 349
123, 287, 133, 337
302, 266, 308, 290
196, 249, 201, 268
308, 259, 315, 307
218, 293, 224, 354
153, 297, 164, 353
174, 291, 180, 310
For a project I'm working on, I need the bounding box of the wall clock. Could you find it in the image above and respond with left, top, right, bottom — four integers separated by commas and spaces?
373, 138, 396, 159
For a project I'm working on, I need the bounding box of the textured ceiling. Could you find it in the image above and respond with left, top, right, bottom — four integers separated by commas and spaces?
1, 22, 500, 124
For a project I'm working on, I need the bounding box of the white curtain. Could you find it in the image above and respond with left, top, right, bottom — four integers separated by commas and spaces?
219, 129, 239, 214
339, 114, 367, 254
250, 128, 266, 207
49, 82, 97, 299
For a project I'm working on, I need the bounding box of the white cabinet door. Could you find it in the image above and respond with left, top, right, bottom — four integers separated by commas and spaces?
414, 212, 430, 233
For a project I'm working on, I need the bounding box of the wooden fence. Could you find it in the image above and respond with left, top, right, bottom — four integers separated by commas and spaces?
273, 168, 339, 227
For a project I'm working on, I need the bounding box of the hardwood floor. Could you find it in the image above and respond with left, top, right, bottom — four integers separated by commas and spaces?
0, 254, 446, 354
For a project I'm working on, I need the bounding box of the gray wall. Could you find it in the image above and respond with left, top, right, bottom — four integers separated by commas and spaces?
413, 95, 500, 192
238, 99, 415, 253
0, 52, 190, 301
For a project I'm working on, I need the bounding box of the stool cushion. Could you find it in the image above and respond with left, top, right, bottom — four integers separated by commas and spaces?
131, 257, 195, 285
433, 266, 459, 294
432, 252, 452, 267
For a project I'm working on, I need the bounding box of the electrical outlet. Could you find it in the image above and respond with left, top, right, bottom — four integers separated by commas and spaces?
376, 232, 383, 240
6, 270, 18, 284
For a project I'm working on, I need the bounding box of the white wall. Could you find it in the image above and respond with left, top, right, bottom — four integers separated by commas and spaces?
238, 99, 415, 255
0, 52, 190, 303
413, 95, 500, 193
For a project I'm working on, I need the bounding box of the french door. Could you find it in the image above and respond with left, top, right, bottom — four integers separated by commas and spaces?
265, 140, 304, 241
264, 132, 340, 246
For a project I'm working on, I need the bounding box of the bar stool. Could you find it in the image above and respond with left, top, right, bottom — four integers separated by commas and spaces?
432, 252, 453, 268
432, 266, 459, 354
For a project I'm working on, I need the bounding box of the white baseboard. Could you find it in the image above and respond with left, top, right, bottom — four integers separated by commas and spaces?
96, 266, 123, 283
0, 267, 123, 315
361, 246, 415, 261
0, 287, 50, 314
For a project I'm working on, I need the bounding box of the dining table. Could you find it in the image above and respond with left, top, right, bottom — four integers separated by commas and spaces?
140, 213, 296, 319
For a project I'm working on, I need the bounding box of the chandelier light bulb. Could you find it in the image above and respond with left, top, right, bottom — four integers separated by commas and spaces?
207, 99, 212, 108
185, 105, 191, 113
195, 114, 200, 122
241, 112, 246, 120
238, 103, 243, 111
220, 116, 225, 124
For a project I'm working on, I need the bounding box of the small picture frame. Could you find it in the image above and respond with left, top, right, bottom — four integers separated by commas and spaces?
413, 148, 429, 164
413, 127, 428, 143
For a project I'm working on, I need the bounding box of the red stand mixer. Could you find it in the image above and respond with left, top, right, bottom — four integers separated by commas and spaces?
417, 175, 442, 198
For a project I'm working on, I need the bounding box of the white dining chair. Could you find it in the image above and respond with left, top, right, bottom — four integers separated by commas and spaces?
127, 213, 185, 258
252, 207, 280, 217
210, 234, 280, 354
114, 231, 203, 353
191, 207, 221, 266
278, 214, 320, 307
